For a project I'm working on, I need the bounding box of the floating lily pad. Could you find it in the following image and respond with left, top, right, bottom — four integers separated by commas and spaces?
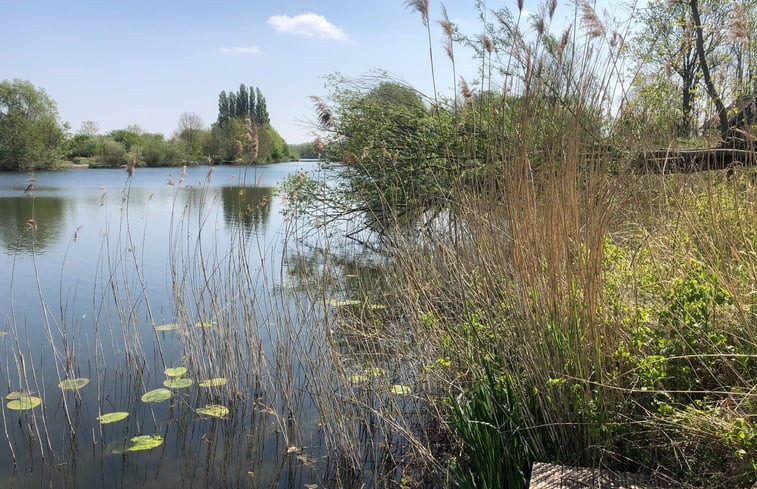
97, 412, 129, 424
6, 396, 42, 410
58, 378, 90, 391
140, 388, 171, 403
366, 366, 387, 377
348, 374, 369, 383
125, 435, 163, 452
198, 378, 227, 388
195, 404, 229, 418
194, 321, 215, 328
0, 331, 7, 337
154, 323, 181, 331
389, 384, 412, 396
163, 378, 193, 389
164, 366, 187, 377
327, 299, 361, 307
5, 390, 28, 400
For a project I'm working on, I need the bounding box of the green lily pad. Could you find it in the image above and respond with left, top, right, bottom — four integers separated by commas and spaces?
195, 404, 229, 418
327, 299, 361, 307
154, 323, 181, 331
389, 384, 412, 396
140, 388, 171, 403
6, 396, 42, 410
194, 321, 215, 328
5, 390, 29, 400
97, 412, 129, 424
125, 434, 163, 452
348, 374, 369, 383
164, 366, 187, 377
198, 378, 227, 388
58, 378, 90, 391
163, 378, 193, 389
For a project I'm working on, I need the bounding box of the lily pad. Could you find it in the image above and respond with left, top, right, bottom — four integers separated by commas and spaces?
327, 299, 361, 307
0, 331, 7, 337
154, 323, 181, 331
125, 434, 163, 452
348, 374, 369, 383
164, 366, 187, 377
140, 388, 171, 403
6, 396, 42, 410
58, 378, 90, 391
195, 404, 229, 418
389, 384, 412, 396
163, 378, 193, 389
5, 390, 29, 400
198, 378, 227, 388
194, 321, 215, 328
97, 412, 129, 424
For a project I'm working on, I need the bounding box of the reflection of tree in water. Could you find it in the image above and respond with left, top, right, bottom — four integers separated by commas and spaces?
0, 196, 67, 254
221, 186, 272, 235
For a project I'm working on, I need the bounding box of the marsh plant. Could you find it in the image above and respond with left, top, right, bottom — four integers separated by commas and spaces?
289, 0, 757, 487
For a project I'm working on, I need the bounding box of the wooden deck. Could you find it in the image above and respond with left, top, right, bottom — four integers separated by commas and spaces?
529, 463, 674, 489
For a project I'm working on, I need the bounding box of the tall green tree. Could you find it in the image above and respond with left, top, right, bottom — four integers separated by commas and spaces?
0, 79, 65, 171
254, 87, 269, 125
237, 84, 249, 118
218, 90, 229, 123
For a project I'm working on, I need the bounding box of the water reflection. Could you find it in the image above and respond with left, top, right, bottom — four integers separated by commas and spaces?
221, 186, 272, 235
0, 196, 67, 254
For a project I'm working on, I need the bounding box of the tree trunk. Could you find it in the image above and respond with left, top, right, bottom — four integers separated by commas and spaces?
689, 0, 729, 140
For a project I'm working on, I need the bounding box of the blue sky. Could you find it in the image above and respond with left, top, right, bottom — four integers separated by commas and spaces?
1, 1, 635, 144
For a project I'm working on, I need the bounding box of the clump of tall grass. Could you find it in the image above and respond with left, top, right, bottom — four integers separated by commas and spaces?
297, 0, 756, 487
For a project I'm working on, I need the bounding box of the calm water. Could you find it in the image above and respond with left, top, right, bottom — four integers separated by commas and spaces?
0, 162, 334, 488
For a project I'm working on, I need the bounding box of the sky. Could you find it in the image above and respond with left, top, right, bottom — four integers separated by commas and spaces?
1, 0, 639, 145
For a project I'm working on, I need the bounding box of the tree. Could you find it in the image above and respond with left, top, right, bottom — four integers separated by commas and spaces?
254, 87, 269, 125
689, 0, 729, 140
631, 0, 728, 137
218, 90, 229, 124
0, 79, 65, 171
78, 120, 99, 136
237, 84, 249, 118
176, 112, 206, 161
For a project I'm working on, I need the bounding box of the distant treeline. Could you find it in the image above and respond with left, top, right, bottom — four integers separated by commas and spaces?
0, 79, 313, 171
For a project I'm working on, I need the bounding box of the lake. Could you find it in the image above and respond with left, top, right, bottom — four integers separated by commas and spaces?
0, 161, 352, 488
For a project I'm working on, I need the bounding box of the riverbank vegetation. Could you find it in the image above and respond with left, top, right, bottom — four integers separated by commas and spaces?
0, 81, 293, 171
286, 0, 756, 487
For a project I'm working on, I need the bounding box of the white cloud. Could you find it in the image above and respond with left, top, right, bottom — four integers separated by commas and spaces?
267, 13, 349, 41
219, 46, 263, 55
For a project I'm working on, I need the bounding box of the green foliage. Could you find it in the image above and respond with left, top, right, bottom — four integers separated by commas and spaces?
0, 79, 65, 171
449, 365, 531, 489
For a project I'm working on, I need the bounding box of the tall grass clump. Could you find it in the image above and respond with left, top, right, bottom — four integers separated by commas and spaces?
293, 0, 756, 487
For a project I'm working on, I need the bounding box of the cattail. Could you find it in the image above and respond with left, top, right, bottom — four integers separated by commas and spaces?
518, 0, 524, 13
206, 165, 214, 182
610, 31, 623, 51
548, 0, 557, 20
310, 96, 335, 130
